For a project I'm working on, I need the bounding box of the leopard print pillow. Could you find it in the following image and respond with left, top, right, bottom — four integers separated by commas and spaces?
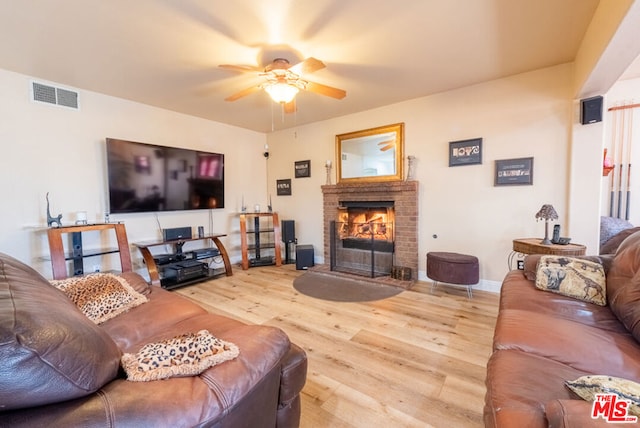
121, 330, 239, 382
51, 273, 148, 324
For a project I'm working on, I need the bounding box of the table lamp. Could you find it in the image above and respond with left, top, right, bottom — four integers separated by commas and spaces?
535, 204, 558, 245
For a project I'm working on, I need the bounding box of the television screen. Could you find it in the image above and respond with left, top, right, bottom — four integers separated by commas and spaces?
106, 138, 224, 213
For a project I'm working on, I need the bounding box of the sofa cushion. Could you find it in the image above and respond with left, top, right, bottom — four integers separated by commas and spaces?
51, 273, 148, 324
535, 256, 607, 305
121, 329, 239, 381
0, 253, 121, 410
566, 375, 640, 417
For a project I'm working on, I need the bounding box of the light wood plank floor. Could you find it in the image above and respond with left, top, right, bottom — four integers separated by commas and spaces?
175, 264, 500, 428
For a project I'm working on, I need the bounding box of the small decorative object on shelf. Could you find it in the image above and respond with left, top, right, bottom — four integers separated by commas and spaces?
603, 148, 614, 177
46, 192, 62, 227
325, 160, 332, 185
76, 211, 87, 225
535, 204, 559, 245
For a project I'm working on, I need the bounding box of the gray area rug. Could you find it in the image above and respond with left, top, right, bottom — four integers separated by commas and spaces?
293, 272, 404, 302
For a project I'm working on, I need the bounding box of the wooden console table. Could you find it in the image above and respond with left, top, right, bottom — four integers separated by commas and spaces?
134, 234, 232, 288
509, 238, 587, 270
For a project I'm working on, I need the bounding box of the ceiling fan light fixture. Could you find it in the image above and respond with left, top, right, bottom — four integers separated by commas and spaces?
264, 82, 299, 104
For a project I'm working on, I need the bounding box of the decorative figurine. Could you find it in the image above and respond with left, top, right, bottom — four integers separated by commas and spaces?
325, 160, 332, 185
46, 192, 62, 227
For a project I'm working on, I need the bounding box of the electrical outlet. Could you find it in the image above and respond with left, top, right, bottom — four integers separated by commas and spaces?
93, 265, 100, 273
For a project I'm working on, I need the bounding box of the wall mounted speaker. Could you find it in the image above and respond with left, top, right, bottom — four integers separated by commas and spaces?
581, 96, 603, 124
282, 220, 295, 243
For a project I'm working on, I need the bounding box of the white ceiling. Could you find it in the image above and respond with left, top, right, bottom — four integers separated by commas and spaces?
1, 0, 635, 133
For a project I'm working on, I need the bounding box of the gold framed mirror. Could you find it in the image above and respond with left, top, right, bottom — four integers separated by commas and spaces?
336, 123, 404, 183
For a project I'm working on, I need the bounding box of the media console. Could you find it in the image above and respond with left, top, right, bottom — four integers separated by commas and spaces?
134, 233, 232, 289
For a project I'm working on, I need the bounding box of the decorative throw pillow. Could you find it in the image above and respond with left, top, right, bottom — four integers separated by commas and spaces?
51, 273, 148, 324
535, 256, 607, 305
121, 330, 240, 382
566, 375, 640, 417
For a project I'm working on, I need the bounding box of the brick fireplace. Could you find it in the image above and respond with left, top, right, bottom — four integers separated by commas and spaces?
322, 181, 418, 280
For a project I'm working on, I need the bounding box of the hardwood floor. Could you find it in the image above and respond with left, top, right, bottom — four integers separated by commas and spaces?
175, 264, 500, 428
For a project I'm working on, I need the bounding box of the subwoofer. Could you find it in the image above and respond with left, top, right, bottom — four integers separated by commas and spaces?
581, 96, 603, 125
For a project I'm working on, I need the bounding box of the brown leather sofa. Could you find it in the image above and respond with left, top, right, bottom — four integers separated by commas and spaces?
0, 252, 307, 427
484, 230, 640, 427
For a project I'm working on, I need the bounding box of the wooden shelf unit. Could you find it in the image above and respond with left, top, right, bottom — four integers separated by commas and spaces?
47, 223, 132, 280
239, 212, 282, 270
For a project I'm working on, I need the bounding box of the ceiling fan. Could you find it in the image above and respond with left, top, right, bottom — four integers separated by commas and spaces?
219, 57, 346, 112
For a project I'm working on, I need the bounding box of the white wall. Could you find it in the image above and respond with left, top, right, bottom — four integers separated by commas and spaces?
267, 64, 575, 289
0, 68, 266, 277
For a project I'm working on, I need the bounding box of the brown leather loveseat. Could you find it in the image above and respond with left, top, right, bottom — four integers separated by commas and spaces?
484, 230, 640, 427
0, 252, 307, 427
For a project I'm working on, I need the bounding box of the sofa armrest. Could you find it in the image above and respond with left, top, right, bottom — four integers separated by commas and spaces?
277, 343, 307, 428
545, 399, 636, 427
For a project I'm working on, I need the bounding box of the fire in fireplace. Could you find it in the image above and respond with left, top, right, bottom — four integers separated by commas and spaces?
337, 201, 394, 252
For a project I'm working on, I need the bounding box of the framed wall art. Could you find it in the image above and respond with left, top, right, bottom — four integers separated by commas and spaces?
276, 179, 292, 196
294, 160, 311, 178
449, 138, 482, 166
495, 157, 534, 186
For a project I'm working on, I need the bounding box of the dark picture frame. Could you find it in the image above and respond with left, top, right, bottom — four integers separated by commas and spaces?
294, 160, 311, 178
495, 157, 534, 186
449, 138, 482, 166
276, 179, 292, 196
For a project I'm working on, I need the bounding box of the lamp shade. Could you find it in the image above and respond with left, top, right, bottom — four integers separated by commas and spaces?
535, 204, 558, 221
264, 83, 299, 104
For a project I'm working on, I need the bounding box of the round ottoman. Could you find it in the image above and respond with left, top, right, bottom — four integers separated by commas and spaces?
426, 252, 479, 298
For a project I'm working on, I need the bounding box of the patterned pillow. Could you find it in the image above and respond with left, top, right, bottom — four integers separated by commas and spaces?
566, 375, 640, 417
51, 273, 148, 324
121, 330, 239, 382
535, 256, 606, 305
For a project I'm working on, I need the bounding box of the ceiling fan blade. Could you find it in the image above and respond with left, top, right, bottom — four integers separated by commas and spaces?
224, 85, 262, 102
379, 144, 395, 152
219, 64, 262, 73
289, 57, 326, 75
284, 100, 296, 114
305, 81, 346, 99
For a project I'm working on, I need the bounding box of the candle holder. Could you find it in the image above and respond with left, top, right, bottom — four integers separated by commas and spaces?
325, 161, 332, 185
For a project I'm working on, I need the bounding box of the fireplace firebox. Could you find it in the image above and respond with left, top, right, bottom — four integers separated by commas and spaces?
330, 201, 395, 277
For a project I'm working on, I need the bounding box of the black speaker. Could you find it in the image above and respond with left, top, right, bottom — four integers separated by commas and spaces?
581, 96, 603, 124
282, 220, 295, 243
296, 245, 314, 270
163, 226, 192, 241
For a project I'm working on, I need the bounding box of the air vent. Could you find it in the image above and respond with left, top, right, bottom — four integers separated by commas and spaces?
31, 81, 79, 109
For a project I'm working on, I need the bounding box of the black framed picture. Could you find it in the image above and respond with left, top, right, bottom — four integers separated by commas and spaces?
449, 138, 482, 166
294, 160, 311, 178
495, 157, 534, 186
276, 179, 292, 196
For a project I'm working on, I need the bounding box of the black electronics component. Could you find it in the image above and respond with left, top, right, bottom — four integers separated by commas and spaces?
164, 260, 207, 283
163, 227, 193, 241
580, 96, 603, 124
296, 245, 314, 270
192, 248, 220, 259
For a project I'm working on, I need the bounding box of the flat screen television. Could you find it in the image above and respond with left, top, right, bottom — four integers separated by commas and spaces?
105, 138, 224, 213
